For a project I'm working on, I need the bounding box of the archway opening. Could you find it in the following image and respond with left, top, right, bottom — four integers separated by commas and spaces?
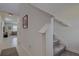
0, 11, 19, 48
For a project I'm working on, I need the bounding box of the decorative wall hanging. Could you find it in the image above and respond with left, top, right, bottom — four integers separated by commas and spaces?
23, 15, 28, 29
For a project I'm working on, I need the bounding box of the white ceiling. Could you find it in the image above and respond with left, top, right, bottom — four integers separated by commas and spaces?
0, 3, 20, 15
0, 3, 79, 20
4, 15, 18, 24
31, 4, 67, 15
0, 3, 77, 15
0, 3, 76, 16
31, 3, 79, 17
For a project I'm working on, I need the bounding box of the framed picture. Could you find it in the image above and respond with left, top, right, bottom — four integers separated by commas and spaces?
23, 15, 28, 29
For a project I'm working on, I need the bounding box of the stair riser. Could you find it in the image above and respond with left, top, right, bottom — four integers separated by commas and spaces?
53, 40, 59, 46
54, 47, 66, 56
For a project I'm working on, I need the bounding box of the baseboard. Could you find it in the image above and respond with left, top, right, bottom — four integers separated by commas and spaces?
21, 45, 32, 56
17, 44, 32, 56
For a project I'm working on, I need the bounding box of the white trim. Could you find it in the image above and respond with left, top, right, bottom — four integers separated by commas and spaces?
17, 43, 32, 56
38, 24, 49, 34
46, 17, 53, 56
20, 45, 32, 56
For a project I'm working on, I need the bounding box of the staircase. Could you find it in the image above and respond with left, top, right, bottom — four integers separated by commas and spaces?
53, 35, 66, 56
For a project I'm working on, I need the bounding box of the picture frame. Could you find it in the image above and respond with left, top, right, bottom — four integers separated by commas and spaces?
23, 15, 28, 29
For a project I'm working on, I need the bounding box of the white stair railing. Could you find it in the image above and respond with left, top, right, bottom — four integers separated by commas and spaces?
54, 18, 70, 27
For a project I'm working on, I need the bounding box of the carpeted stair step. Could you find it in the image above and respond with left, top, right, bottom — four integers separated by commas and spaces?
53, 39, 59, 46
53, 44, 66, 56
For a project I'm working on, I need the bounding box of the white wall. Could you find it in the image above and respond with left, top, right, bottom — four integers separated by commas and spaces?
0, 16, 3, 40
54, 4, 79, 53
31, 4, 76, 17
18, 4, 52, 56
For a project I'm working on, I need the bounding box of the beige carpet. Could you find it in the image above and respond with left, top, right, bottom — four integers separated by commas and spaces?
60, 50, 79, 56
1, 47, 19, 56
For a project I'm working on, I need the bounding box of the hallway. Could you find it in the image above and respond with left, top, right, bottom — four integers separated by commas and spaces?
0, 3, 53, 56
2, 36, 17, 47
0, 35, 30, 56
0, 36, 17, 53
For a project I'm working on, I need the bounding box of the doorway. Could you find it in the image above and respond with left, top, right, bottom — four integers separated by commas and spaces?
1, 12, 18, 48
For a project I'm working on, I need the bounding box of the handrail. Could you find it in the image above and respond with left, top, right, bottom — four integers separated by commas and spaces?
54, 18, 70, 27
